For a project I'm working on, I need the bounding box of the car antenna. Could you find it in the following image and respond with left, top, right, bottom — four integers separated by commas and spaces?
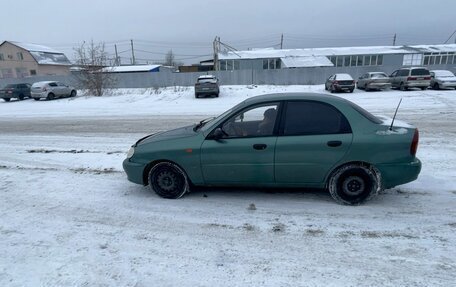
389, 98, 402, 131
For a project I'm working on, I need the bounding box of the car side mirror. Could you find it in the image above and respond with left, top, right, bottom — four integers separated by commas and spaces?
211, 128, 225, 140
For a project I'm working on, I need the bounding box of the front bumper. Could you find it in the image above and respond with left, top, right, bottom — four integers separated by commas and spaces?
377, 158, 422, 189
123, 158, 147, 185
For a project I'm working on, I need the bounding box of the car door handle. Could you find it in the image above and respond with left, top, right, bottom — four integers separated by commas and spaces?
327, 141, 342, 147
253, 144, 267, 150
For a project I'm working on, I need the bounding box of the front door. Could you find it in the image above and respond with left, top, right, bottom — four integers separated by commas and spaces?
201, 103, 280, 185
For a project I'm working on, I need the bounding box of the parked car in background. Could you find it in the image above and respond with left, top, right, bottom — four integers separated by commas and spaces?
325, 73, 355, 93
194, 75, 220, 98
0, 83, 31, 101
389, 67, 431, 91
31, 81, 77, 101
123, 93, 421, 205
430, 70, 456, 90
357, 72, 391, 91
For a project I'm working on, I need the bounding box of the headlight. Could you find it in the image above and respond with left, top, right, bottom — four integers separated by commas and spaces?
126, 147, 135, 158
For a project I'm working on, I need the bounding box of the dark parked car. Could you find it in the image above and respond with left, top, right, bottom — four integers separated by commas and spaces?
357, 72, 391, 91
123, 93, 421, 205
0, 83, 31, 101
325, 74, 355, 93
389, 67, 431, 90
194, 75, 220, 98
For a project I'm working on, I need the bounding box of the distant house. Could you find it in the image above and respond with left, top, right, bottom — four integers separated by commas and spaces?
100, 64, 174, 73
0, 41, 71, 79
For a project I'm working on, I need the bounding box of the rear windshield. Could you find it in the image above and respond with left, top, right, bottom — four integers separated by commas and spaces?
411, 69, 430, 76
348, 102, 383, 124
198, 78, 216, 83
5, 84, 17, 88
371, 73, 388, 78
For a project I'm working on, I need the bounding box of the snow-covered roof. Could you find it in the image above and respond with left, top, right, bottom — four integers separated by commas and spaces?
9, 41, 62, 54
219, 44, 456, 60
281, 56, 334, 68
2, 41, 71, 66
102, 65, 161, 73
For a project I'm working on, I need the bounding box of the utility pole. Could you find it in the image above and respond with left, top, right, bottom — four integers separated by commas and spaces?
130, 39, 136, 65
393, 33, 396, 46
114, 44, 119, 66
280, 33, 284, 49
213, 36, 219, 71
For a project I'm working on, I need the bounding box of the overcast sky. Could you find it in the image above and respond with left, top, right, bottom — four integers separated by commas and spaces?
1, 0, 455, 64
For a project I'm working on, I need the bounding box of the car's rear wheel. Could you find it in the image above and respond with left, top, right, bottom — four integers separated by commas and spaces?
47, 93, 55, 100
18, 94, 24, 100
330, 85, 335, 93
400, 82, 407, 91
148, 162, 189, 199
328, 164, 380, 205
33, 98, 40, 101
3, 98, 10, 102
70, 90, 77, 97
420, 87, 427, 90
433, 83, 440, 90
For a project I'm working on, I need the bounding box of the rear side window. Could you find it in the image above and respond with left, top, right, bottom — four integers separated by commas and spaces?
281, 101, 352, 136
398, 70, 409, 76
411, 69, 430, 76
348, 102, 382, 124
49, 82, 58, 87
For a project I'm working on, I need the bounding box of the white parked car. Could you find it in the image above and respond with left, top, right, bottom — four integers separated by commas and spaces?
430, 70, 456, 90
31, 81, 77, 101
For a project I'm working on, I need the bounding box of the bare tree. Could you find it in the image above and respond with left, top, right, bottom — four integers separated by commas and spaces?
163, 50, 183, 69
74, 40, 115, 96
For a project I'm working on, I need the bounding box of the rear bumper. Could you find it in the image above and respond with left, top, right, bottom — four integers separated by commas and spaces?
406, 81, 430, 88
123, 158, 146, 185
367, 82, 391, 90
31, 92, 48, 99
377, 158, 422, 189
334, 85, 355, 91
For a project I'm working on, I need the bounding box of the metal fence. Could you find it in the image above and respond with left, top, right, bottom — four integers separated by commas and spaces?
1, 64, 455, 89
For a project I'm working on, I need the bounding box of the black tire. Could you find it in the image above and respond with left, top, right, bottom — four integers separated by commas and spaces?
349, 89, 354, 93
70, 90, 77, 97
433, 83, 440, 90
33, 98, 40, 101
420, 87, 427, 90
46, 93, 55, 100
330, 85, 335, 93
399, 83, 407, 91
148, 162, 189, 199
324, 84, 328, 91
3, 98, 10, 102
18, 94, 24, 100
328, 164, 381, 205
195, 93, 199, 99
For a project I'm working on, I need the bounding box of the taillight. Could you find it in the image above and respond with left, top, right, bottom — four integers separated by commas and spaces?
407, 77, 417, 81
424, 76, 431, 80
410, 129, 419, 156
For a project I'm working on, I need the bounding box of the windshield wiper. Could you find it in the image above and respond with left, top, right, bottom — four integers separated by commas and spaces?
193, 117, 215, 131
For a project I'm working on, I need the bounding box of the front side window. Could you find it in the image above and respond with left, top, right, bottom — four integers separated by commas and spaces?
282, 101, 351, 136
221, 103, 279, 138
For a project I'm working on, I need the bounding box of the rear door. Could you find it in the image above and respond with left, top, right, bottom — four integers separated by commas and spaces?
275, 101, 353, 184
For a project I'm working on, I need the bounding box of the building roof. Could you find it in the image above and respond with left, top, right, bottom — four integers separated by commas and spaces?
281, 56, 334, 68
218, 44, 456, 60
102, 65, 161, 73
1, 41, 71, 66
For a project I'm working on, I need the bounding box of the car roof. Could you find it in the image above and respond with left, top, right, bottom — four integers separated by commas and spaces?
242, 93, 351, 106
198, 75, 216, 79
32, 81, 56, 85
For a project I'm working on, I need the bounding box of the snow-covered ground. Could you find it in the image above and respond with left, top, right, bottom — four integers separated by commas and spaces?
0, 85, 455, 286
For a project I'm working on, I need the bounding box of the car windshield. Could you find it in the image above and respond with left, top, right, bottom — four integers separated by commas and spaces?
348, 101, 382, 124
198, 78, 216, 83
371, 73, 388, 78
199, 101, 245, 132
434, 70, 455, 77
411, 69, 430, 76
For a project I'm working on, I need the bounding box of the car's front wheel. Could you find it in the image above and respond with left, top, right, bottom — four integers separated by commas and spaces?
148, 162, 189, 199
2, 98, 10, 102
328, 164, 381, 205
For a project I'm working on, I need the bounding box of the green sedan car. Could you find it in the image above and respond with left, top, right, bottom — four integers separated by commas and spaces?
123, 93, 421, 205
